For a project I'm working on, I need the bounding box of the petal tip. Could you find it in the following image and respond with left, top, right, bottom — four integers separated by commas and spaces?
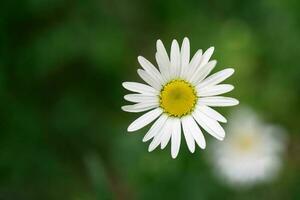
122, 82, 128, 88
137, 56, 143, 61
228, 68, 235, 74
171, 39, 179, 47
211, 60, 217, 65
156, 39, 163, 48
148, 146, 154, 152
127, 126, 135, 132
208, 46, 215, 52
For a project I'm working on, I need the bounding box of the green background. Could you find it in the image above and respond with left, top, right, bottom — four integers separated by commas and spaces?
0, 0, 299, 199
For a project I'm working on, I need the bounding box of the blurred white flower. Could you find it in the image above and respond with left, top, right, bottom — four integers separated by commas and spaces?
210, 107, 287, 187
122, 37, 239, 158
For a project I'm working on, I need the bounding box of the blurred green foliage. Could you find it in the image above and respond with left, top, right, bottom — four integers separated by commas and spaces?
0, 0, 300, 199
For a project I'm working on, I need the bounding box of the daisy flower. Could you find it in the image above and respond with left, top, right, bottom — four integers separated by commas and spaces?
210, 107, 287, 187
122, 37, 239, 158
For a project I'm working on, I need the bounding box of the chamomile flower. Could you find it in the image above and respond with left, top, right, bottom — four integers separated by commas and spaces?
210, 107, 287, 187
122, 37, 239, 158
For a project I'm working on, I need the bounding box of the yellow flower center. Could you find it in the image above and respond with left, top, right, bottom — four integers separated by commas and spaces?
159, 80, 197, 117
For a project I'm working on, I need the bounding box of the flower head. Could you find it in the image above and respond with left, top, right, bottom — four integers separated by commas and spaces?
210, 107, 287, 187
122, 37, 239, 158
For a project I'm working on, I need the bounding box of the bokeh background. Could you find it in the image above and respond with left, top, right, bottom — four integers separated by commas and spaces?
1, 0, 300, 199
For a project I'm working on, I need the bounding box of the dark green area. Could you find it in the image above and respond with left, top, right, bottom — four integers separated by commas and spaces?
0, 0, 299, 199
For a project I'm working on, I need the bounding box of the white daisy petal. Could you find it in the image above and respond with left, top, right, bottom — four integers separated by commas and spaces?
197, 105, 227, 123
199, 46, 214, 67
184, 49, 202, 79
197, 84, 234, 97
156, 40, 170, 80
137, 56, 164, 84
155, 53, 169, 81
143, 114, 168, 142
197, 68, 235, 88
137, 69, 161, 90
181, 117, 195, 152
156, 40, 169, 61
121, 102, 158, 113
182, 116, 206, 149
160, 119, 173, 149
198, 96, 239, 107
170, 39, 181, 77
171, 118, 181, 158
127, 108, 162, 132
193, 110, 225, 140
190, 60, 217, 85
124, 94, 157, 103
180, 37, 190, 76
148, 118, 172, 152
122, 82, 158, 95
